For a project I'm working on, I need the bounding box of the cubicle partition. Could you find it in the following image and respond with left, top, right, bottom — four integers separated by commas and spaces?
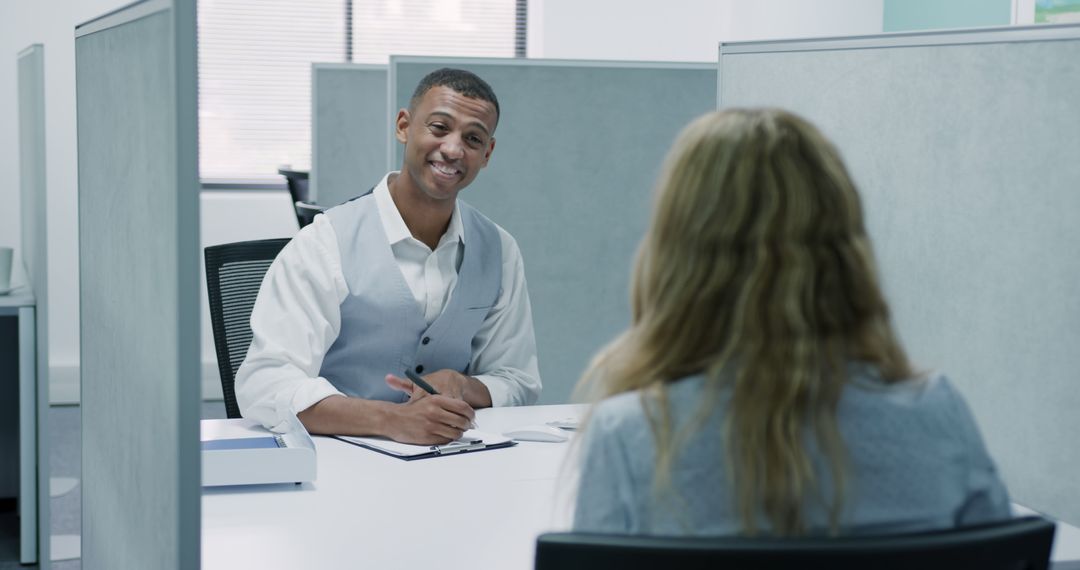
75, 0, 201, 567
14, 43, 50, 567
718, 24, 1080, 526
390, 57, 717, 403
311, 63, 388, 207
18, 45, 48, 323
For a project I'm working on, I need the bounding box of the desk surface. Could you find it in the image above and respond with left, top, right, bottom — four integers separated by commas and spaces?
202, 404, 584, 570
202, 403, 1080, 570
0, 286, 34, 310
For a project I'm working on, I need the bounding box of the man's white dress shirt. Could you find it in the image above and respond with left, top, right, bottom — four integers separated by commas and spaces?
235, 173, 541, 431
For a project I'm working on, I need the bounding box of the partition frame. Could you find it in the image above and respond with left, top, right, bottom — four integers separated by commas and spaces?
717, 22, 1080, 526
74, 0, 201, 567
15, 306, 41, 564
718, 22, 1080, 107
719, 21, 1080, 56
387, 56, 716, 171
15, 42, 50, 567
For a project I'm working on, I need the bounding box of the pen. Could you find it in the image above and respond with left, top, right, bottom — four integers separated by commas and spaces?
404, 368, 439, 395
404, 368, 478, 430
430, 439, 484, 454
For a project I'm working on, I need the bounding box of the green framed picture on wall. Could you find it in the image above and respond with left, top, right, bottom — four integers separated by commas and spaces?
1036, 0, 1080, 23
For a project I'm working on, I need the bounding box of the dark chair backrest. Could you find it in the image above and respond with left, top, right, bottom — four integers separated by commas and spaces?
278, 168, 317, 228
294, 200, 327, 229
278, 167, 310, 203
535, 516, 1055, 570
204, 238, 290, 418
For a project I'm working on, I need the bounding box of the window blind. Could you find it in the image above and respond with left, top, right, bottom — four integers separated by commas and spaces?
350, 0, 517, 64
198, 0, 346, 180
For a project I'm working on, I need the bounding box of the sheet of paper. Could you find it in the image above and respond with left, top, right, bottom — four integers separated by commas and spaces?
338, 429, 511, 457
545, 417, 580, 430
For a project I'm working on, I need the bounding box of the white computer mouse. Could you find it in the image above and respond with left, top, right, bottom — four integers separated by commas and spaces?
503, 424, 569, 443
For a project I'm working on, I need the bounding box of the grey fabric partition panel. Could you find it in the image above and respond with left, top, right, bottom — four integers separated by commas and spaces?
75, 0, 201, 567
311, 63, 388, 206
16, 43, 50, 566
719, 24, 1080, 526
19, 45, 49, 306
391, 57, 717, 404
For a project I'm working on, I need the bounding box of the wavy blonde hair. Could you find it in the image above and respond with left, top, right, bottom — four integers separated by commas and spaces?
576, 108, 913, 536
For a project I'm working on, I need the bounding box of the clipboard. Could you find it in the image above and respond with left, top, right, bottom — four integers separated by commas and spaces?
335, 429, 516, 460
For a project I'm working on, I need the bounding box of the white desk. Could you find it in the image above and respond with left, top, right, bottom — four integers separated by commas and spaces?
202, 404, 584, 570
0, 286, 47, 565
202, 403, 1080, 570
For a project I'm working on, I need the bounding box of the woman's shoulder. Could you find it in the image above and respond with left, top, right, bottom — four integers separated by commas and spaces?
590, 374, 710, 431
845, 365, 978, 428
847, 363, 956, 398
590, 389, 649, 432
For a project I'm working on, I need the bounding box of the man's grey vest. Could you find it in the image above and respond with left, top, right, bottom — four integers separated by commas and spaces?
319, 193, 502, 402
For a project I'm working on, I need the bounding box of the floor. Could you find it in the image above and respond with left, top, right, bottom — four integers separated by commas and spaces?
0, 401, 228, 570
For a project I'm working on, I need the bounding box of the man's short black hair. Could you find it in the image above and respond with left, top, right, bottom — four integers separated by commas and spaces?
409, 68, 500, 126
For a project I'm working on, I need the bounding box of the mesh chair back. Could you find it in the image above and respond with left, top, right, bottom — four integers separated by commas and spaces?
204, 238, 290, 418
535, 516, 1055, 570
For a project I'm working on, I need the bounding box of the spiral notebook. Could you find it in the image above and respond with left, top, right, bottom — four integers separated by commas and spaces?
335, 429, 515, 460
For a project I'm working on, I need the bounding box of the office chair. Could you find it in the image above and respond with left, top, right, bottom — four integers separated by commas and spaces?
278, 167, 310, 203
535, 516, 1055, 570
295, 200, 327, 228
278, 167, 324, 228
204, 238, 290, 418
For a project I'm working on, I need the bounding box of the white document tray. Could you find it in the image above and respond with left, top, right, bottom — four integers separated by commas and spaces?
201, 414, 316, 487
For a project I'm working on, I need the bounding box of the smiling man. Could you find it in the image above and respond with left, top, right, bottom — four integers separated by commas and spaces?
235, 69, 541, 445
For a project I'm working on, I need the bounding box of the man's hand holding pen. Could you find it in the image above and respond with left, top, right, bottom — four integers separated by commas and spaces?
383, 372, 475, 445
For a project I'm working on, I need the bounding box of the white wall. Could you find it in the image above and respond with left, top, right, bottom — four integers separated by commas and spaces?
5, 0, 883, 402
2, 0, 132, 403
530, 0, 724, 61
198, 191, 297, 399
529, 0, 883, 62
718, 0, 883, 42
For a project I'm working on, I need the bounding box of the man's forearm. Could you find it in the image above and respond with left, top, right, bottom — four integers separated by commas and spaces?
300, 385, 477, 444
463, 375, 493, 408
297, 394, 396, 437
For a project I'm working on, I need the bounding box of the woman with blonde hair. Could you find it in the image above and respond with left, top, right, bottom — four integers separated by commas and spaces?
572, 108, 1010, 536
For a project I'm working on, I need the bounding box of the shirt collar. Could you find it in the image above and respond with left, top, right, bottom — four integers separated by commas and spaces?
373, 172, 465, 248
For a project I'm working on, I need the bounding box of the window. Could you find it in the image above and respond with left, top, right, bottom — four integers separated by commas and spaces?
349, 0, 523, 64
198, 0, 526, 184
198, 0, 346, 181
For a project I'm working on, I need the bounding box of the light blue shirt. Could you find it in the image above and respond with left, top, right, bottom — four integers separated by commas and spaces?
573, 367, 1011, 536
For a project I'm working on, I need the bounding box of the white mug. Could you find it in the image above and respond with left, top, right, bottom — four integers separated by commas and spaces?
0, 246, 13, 292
